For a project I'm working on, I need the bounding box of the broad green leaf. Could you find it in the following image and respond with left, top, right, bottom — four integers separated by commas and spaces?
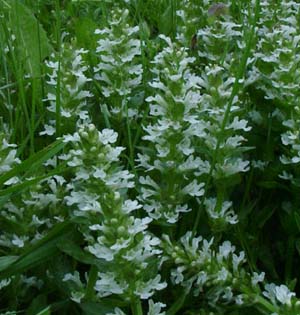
74, 17, 97, 51
158, 5, 173, 35
5, 0, 51, 78
0, 163, 68, 200
35, 307, 51, 315
57, 237, 109, 272
80, 302, 115, 315
0, 255, 18, 272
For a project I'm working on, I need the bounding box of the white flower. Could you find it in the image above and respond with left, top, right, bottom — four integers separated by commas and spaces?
70, 291, 85, 303
182, 180, 205, 197
177, 137, 194, 155
171, 267, 185, 284
134, 275, 167, 299
92, 168, 106, 180
218, 241, 235, 260
94, 272, 128, 297
4, 176, 20, 186
214, 158, 250, 178
275, 284, 295, 306
217, 267, 229, 281
65, 191, 102, 213
0, 278, 11, 290
147, 300, 166, 315
232, 251, 245, 271
196, 271, 208, 287
12, 235, 28, 248
263, 283, 277, 303
251, 272, 265, 286
122, 199, 143, 213
222, 286, 233, 301
235, 294, 244, 305
205, 198, 238, 224
63, 132, 80, 143
88, 243, 114, 261
62, 272, 83, 287
128, 217, 152, 234
99, 129, 118, 145
39, 124, 56, 136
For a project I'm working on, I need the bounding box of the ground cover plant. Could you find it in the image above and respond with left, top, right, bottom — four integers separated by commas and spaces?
0, 0, 300, 314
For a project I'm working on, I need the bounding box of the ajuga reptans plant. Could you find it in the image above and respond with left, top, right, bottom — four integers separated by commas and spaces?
0, 1, 300, 315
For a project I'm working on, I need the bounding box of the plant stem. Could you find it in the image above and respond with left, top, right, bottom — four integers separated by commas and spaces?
84, 265, 98, 300
131, 298, 143, 315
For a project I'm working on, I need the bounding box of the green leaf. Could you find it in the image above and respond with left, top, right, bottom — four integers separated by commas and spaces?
80, 302, 115, 315
26, 294, 48, 315
0, 139, 66, 188
74, 17, 97, 51
5, 0, 51, 78
35, 307, 51, 315
57, 238, 101, 266
294, 212, 300, 232
0, 221, 74, 280
0, 255, 18, 272
257, 180, 280, 189
255, 206, 276, 229
158, 5, 173, 35
0, 163, 68, 200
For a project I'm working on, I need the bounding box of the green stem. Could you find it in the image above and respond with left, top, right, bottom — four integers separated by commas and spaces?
166, 291, 187, 315
215, 184, 225, 213
84, 265, 98, 300
254, 295, 278, 314
131, 298, 143, 315
125, 103, 135, 173
30, 78, 36, 154
285, 236, 295, 283
240, 284, 278, 314
55, 0, 61, 138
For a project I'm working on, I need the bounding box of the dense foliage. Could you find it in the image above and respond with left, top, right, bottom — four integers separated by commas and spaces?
0, 1, 300, 314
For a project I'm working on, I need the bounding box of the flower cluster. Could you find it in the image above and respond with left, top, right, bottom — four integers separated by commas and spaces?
162, 231, 300, 314
94, 9, 143, 119
246, 1, 300, 185
162, 231, 246, 306
107, 300, 165, 315
0, 132, 21, 186
0, 134, 66, 297
63, 124, 166, 301
0, 174, 66, 250
41, 45, 92, 136
249, 1, 300, 104
137, 35, 207, 224
263, 283, 300, 315
198, 62, 252, 230
279, 105, 300, 186
138, 31, 252, 230
197, 11, 243, 67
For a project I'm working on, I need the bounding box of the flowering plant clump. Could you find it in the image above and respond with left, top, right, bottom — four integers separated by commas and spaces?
41, 44, 92, 137
63, 124, 166, 305
0, 1, 300, 315
93, 8, 143, 121
137, 34, 207, 224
